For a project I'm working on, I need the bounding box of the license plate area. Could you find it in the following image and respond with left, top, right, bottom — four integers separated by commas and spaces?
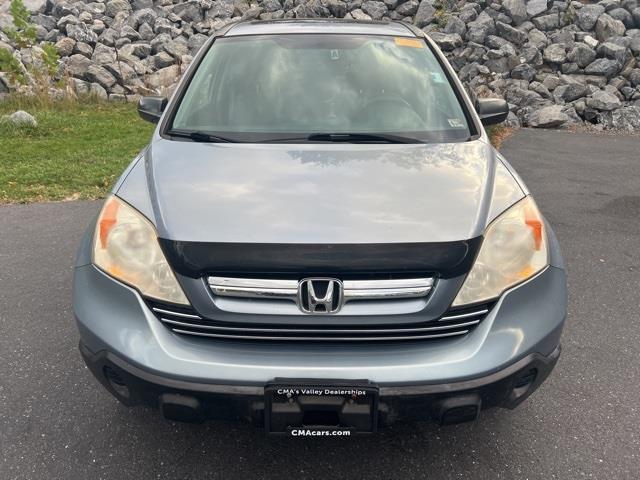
265, 379, 379, 435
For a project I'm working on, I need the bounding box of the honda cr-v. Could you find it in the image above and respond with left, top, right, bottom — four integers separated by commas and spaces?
73, 19, 567, 434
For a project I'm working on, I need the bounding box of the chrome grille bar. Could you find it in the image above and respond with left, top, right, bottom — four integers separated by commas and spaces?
209, 277, 297, 300
343, 287, 430, 300
439, 308, 489, 322
208, 276, 434, 303
171, 328, 470, 342
342, 278, 434, 289
147, 299, 492, 343
158, 317, 480, 333
151, 307, 201, 319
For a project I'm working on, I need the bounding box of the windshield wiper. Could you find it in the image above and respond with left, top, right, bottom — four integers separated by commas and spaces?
262, 133, 423, 144
167, 130, 423, 144
307, 133, 422, 143
167, 129, 237, 143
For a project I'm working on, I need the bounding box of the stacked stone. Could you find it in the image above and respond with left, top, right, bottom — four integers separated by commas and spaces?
0, 0, 639, 129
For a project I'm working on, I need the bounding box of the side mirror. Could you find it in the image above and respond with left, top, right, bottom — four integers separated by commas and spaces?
137, 96, 168, 124
476, 98, 509, 126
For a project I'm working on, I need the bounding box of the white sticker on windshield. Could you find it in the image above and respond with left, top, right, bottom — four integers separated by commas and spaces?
448, 118, 464, 128
430, 72, 445, 84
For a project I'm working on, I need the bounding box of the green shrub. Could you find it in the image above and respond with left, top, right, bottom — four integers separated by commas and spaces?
435, 10, 449, 28
563, 5, 576, 24
3, 0, 37, 48
40, 42, 60, 77
1, 0, 60, 90
0, 48, 27, 84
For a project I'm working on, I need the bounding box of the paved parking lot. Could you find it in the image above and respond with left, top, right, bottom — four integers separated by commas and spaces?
1, 128, 639, 479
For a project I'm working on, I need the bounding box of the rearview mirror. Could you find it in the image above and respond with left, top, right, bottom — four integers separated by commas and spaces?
476, 98, 509, 126
137, 96, 168, 124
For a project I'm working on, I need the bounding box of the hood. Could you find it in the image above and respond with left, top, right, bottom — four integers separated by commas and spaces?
131, 139, 507, 244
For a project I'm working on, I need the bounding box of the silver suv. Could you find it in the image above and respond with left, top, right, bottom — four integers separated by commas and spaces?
73, 19, 566, 434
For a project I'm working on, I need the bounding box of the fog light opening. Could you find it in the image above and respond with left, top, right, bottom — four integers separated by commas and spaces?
436, 395, 482, 426
159, 393, 204, 423
512, 368, 538, 398
441, 405, 480, 425
103, 366, 130, 399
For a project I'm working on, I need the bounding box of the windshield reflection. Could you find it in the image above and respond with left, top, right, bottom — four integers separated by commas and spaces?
171, 34, 472, 143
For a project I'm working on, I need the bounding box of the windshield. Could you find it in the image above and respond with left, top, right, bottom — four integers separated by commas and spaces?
169, 34, 473, 143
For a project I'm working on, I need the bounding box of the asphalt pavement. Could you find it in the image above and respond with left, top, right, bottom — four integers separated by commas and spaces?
1, 128, 639, 479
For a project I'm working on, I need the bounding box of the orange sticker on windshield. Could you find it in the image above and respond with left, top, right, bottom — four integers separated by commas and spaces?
394, 37, 424, 48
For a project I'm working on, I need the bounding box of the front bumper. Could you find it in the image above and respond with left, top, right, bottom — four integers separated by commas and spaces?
74, 262, 566, 384
74, 261, 566, 425
80, 341, 560, 425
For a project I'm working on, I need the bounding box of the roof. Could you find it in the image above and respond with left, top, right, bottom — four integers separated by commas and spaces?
225, 19, 417, 37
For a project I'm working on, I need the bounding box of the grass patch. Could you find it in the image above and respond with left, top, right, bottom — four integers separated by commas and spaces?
0, 97, 154, 203
487, 124, 513, 150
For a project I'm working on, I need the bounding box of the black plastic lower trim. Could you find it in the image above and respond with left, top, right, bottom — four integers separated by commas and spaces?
79, 342, 560, 425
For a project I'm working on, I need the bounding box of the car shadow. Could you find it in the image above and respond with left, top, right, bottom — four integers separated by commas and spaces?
107, 400, 518, 478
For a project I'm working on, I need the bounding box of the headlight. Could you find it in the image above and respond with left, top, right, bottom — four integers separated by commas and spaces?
452, 196, 548, 306
92, 195, 189, 305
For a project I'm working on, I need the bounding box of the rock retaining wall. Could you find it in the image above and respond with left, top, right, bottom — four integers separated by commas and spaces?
1, 0, 640, 129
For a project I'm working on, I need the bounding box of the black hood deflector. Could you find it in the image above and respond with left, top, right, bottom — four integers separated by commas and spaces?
159, 237, 482, 279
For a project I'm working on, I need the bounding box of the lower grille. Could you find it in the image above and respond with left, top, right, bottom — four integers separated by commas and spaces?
147, 300, 492, 342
